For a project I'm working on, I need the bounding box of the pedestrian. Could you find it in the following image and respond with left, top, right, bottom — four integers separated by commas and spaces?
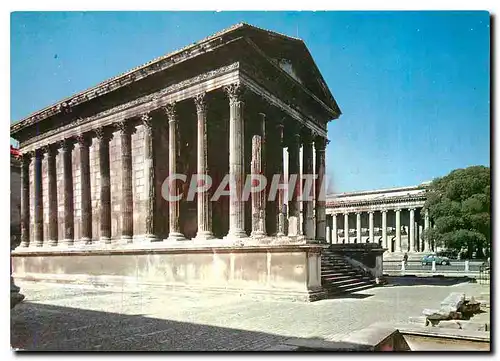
403, 252, 408, 267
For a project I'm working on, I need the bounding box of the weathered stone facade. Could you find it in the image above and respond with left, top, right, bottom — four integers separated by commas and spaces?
10, 23, 341, 301
11, 146, 21, 240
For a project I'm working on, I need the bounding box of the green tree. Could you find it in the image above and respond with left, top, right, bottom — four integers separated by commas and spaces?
422, 166, 490, 258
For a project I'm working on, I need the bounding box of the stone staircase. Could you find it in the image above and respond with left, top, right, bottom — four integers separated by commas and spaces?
321, 248, 377, 296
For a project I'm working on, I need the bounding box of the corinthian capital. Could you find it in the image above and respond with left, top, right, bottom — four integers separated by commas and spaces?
95, 127, 113, 142
76, 134, 91, 148
141, 113, 154, 129
115, 121, 135, 135
224, 83, 244, 105
194, 93, 207, 114
163, 102, 177, 122
58, 139, 74, 153
314, 136, 327, 151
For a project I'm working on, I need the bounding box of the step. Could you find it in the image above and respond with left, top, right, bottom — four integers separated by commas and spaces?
329, 282, 376, 294
322, 276, 368, 285
323, 277, 372, 287
334, 279, 374, 290
321, 266, 353, 271
321, 271, 359, 278
321, 263, 351, 268
322, 270, 364, 277
328, 282, 377, 296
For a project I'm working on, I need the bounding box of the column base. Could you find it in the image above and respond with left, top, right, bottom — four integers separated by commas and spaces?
79, 237, 93, 245
250, 231, 266, 239
60, 239, 74, 246
47, 239, 58, 247
99, 236, 112, 244
224, 229, 247, 239
33, 241, 43, 247
166, 232, 186, 242
143, 234, 162, 242
121, 236, 133, 244
193, 231, 215, 241
19, 242, 29, 248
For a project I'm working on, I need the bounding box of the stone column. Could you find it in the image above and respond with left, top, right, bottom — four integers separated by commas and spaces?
33, 149, 43, 247
224, 84, 246, 239
164, 104, 186, 241
325, 215, 331, 244
287, 127, 301, 238
395, 208, 402, 252
356, 212, 362, 243
344, 212, 349, 243
193, 94, 214, 240
332, 214, 338, 244
315, 137, 327, 242
276, 121, 286, 237
46, 145, 58, 246
424, 209, 430, 252
409, 208, 415, 252
382, 210, 388, 250
368, 211, 374, 243
116, 122, 134, 242
141, 114, 160, 242
60, 140, 74, 245
77, 134, 92, 244
20, 153, 31, 247
250, 114, 266, 238
302, 130, 314, 240
96, 127, 112, 244
418, 224, 424, 252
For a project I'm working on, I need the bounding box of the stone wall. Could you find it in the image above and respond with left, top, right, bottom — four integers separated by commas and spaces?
10, 158, 21, 234
12, 245, 326, 302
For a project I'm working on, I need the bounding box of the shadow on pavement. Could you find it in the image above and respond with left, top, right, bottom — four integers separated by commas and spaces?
383, 276, 474, 287
11, 301, 290, 351
11, 301, 380, 352
325, 293, 374, 300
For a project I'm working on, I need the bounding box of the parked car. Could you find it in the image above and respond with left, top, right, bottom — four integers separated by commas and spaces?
421, 254, 451, 266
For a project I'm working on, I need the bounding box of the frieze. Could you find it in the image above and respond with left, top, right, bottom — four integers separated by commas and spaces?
18, 63, 240, 148
326, 195, 426, 208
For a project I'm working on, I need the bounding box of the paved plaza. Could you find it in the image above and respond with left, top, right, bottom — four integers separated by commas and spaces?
11, 279, 488, 351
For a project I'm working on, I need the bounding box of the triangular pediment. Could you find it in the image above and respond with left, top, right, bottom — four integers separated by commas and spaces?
231, 23, 341, 118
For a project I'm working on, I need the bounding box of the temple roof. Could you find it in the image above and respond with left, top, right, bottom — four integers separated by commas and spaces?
11, 22, 340, 138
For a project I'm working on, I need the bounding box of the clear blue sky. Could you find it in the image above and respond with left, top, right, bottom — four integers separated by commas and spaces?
10, 11, 490, 193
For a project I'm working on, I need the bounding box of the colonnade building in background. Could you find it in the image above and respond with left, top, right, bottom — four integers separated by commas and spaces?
325, 182, 435, 255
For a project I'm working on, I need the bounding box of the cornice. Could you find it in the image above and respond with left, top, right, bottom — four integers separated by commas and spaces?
18, 63, 240, 150
10, 23, 319, 137
326, 194, 427, 208
10, 26, 246, 136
